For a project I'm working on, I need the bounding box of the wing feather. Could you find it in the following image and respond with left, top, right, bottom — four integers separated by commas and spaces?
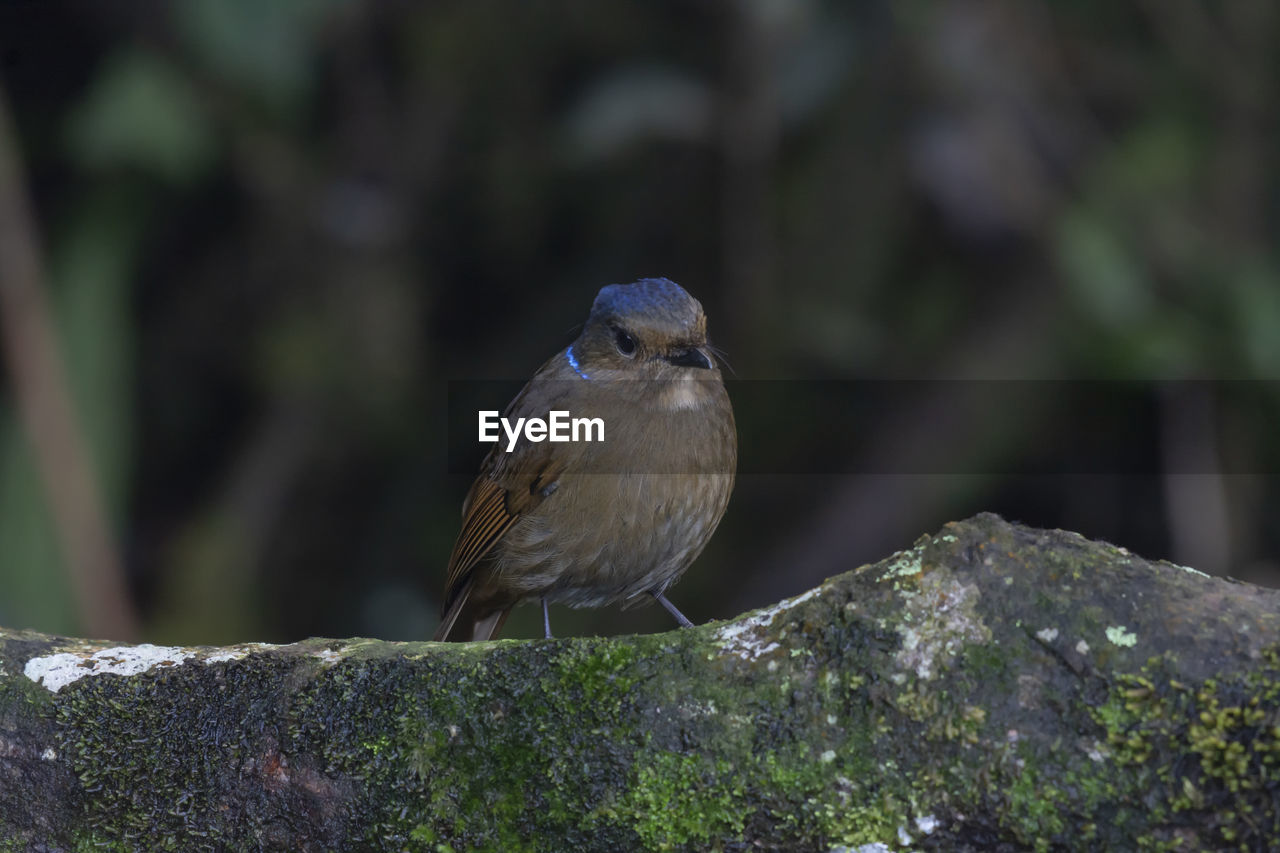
441, 478, 517, 611
439, 363, 575, 615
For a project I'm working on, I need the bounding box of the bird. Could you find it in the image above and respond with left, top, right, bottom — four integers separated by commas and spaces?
434, 277, 737, 642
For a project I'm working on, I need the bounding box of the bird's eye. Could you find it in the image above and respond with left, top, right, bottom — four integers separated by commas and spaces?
613, 326, 637, 357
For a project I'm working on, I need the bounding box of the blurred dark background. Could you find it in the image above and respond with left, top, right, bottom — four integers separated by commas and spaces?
1, 0, 1277, 645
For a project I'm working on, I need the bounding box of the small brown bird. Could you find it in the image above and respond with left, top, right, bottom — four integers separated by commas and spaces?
434, 278, 736, 641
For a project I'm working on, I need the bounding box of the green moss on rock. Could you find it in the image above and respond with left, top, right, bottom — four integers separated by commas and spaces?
6, 515, 1280, 850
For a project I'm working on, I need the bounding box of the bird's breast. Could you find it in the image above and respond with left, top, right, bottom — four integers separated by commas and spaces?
484, 373, 735, 605
495, 469, 733, 606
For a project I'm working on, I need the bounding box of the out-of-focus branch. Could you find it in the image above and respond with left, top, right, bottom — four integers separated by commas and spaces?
0, 83, 138, 641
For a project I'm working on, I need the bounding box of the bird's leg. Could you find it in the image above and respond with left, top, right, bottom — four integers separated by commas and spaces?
542, 597, 553, 639
651, 591, 694, 628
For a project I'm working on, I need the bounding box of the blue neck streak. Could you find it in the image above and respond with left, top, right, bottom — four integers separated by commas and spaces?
566, 344, 590, 380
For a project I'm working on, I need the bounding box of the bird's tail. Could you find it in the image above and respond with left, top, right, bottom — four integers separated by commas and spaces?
433, 577, 511, 642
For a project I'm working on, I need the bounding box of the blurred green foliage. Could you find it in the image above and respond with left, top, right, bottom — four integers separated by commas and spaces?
0, 0, 1277, 643
67, 49, 216, 183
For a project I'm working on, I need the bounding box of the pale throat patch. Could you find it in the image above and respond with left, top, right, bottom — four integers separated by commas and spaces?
660, 376, 707, 411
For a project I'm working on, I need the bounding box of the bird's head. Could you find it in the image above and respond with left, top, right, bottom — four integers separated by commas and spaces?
573, 278, 718, 384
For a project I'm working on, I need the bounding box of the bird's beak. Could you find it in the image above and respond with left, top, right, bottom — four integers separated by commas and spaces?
662, 347, 713, 370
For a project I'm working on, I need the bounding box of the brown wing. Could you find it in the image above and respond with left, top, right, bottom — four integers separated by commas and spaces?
440, 454, 566, 610
441, 477, 513, 604
440, 366, 574, 613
